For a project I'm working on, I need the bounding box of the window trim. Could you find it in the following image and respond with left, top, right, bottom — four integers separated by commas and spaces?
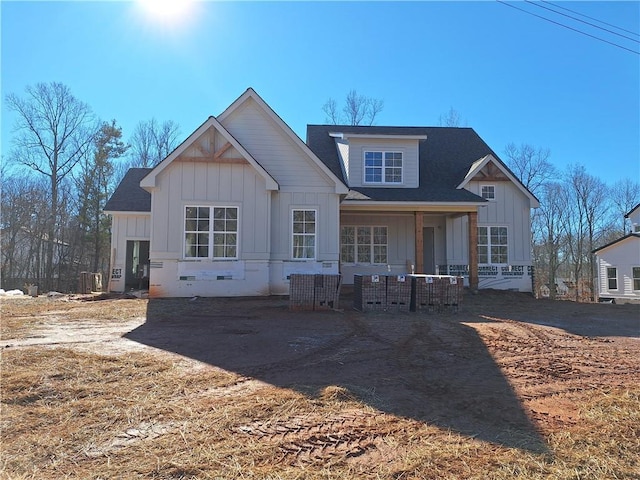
477, 225, 509, 265
607, 267, 618, 291
183, 205, 240, 260
633, 267, 640, 291
363, 150, 403, 185
480, 184, 496, 201
340, 225, 388, 265
291, 208, 317, 260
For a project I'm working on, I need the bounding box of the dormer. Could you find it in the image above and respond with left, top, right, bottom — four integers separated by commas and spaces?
329, 131, 427, 189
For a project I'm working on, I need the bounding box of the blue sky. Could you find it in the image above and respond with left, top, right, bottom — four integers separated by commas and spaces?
2, 1, 638, 185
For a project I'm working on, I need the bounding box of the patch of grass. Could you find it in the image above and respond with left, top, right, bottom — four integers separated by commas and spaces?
2, 346, 639, 479
1, 297, 147, 340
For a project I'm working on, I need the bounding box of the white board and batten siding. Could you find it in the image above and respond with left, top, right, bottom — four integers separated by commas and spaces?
146, 157, 273, 297
220, 98, 342, 295
146, 97, 342, 297
447, 181, 534, 292
108, 213, 151, 292
595, 235, 640, 303
221, 99, 335, 192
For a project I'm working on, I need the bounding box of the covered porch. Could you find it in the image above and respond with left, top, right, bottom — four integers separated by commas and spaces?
338, 204, 480, 291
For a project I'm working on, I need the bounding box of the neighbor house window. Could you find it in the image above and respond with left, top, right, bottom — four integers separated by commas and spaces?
481, 185, 495, 200
607, 267, 618, 290
184, 206, 238, 259
478, 226, 508, 264
341, 226, 387, 264
292, 209, 316, 259
633, 267, 640, 291
364, 151, 403, 184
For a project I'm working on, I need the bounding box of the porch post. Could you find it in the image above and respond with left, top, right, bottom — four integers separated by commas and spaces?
468, 210, 479, 292
415, 212, 424, 273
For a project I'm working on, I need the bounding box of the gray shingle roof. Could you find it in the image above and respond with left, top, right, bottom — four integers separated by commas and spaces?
104, 168, 152, 212
306, 125, 507, 203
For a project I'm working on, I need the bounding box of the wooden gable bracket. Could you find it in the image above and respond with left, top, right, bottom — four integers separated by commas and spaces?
475, 161, 509, 181
214, 142, 233, 159
178, 141, 248, 164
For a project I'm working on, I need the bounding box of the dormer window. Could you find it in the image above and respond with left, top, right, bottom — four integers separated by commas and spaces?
364, 151, 403, 184
481, 185, 495, 200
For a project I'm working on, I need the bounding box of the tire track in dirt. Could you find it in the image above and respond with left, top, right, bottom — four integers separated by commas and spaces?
235, 409, 404, 465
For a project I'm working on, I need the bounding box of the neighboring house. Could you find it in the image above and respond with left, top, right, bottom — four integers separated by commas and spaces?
626, 203, 640, 233
592, 204, 640, 304
105, 88, 539, 297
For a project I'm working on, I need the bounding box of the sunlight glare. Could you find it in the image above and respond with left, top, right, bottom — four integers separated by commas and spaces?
137, 0, 194, 24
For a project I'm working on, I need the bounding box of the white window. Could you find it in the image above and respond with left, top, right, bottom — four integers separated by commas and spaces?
292, 209, 316, 259
633, 267, 640, 291
341, 226, 387, 264
184, 206, 238, 259
481, 185, 495, 200
478, 226, 508, 264
607, 267, 618, 290
364, 151, 402, 184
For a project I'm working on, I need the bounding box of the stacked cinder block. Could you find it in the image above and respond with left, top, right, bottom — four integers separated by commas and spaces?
410, 275, 464, 312
289, 274, 316, 311
439, 275, 464, 311
353, 274, 387, 311
314, 274, 341, 311
410, 274, 439, 312
386, 274, 412, 312
289, 274, 341, 311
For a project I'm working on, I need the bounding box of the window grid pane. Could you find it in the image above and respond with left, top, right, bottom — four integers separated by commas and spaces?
212, 207, 238, 259
292, 209, 316, 259
341, 226, 387, 264
477, 226, 508, 264
185, 206, 210, 258
365, 151, 402, 184
607, 267, 618, 290
481, 186, 495, 199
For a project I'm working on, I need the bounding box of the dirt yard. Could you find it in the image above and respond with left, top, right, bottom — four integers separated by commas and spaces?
1, 290, 639, 479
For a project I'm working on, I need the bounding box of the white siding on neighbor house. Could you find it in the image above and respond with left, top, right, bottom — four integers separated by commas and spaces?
628, 207, 640, 232
149, 160, 271, 260
346, 138, 420, 188
108, 213, 151, 292
596, 237, 640, 302
221, 99, 335, 190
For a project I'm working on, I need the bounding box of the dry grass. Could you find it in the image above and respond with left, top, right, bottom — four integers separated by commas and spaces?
0, 295, 147, 340
2, 345, 639, 479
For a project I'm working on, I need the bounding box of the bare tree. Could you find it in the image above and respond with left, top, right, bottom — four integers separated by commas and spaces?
5, 82, 97, 289
565, 165, 609, 301
503, 143, 555, 197
533, 182, 568, 299
322, 90, 384, 126
438, 107, 464, 127
128, 118, 180, 168
609, 178, 640, 235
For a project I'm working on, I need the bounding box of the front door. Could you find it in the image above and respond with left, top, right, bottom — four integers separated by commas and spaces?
125, 240, 150, 290
423, 227, 435, 274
